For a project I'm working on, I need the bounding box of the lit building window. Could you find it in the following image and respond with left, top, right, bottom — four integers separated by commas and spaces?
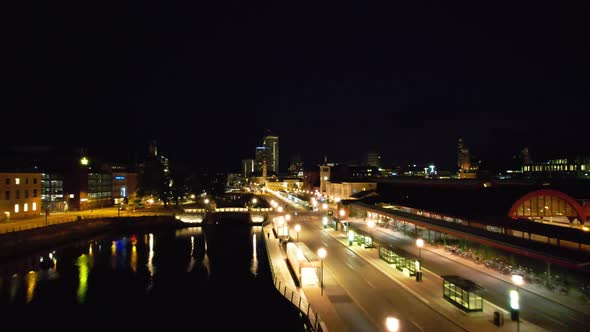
32, 202, 37, 211
14, 204, 19, 213
24, 203, 28, 212
15, 178, 20, 185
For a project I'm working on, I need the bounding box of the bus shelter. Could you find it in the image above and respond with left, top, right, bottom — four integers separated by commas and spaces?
351, 230, 374, 248
286, 242, 320, 287
442, 275, 484, 312
379, 246, 417, 277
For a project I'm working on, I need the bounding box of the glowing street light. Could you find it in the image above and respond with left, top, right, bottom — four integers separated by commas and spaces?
317, 247, 327, 296
367, 220, 375, 248
294, 224, 301, 242
285, 214, 291, 221
204, 198, 210, 205
416, 238, 424, 282
385, 316, 400, 332
510, 274, 524, 332
416, 238, 424, 263
339, 209, 346, 218
322, 216, 328, 229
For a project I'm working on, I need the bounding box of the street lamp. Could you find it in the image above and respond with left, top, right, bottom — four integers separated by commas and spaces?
285, 214, 291, 221
385, 316, 400, 332
367, 220, 375, 248
204, 198, 210, 205
339, 209, 346, 218
416, 238, 424, 282
322, 216, 328, 229
416, 238, 424, 264
511, 274, 524, 332
317, 247, 327, 296
295, 224, 301, 242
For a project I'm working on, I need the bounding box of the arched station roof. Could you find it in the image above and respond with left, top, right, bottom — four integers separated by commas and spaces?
508, 189, 587, 223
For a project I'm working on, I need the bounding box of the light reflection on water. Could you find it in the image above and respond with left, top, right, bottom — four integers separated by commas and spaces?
0, 226, 264, 305
75, 254, 89, 303
146, 233, 155, 292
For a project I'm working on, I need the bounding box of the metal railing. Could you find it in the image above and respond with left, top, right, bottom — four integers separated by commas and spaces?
272, 276, 323, 332
263, 231, 324, 332
0, 211, 175, 234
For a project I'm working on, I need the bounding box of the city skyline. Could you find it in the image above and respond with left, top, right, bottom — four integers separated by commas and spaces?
5, 1, 589, 172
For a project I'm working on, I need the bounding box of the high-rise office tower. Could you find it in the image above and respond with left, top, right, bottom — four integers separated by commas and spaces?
457, 138, 471, 172
263, 134, 279, 175
242, 159, 254, 177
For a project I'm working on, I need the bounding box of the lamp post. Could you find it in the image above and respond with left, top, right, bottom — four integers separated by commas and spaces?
385, 316, 400, 332
367, 220, 375, 248
295, 224, 301, 242
511, 274, 524, 332
317, 247, 327, 296
278, 216, 285, 237
416, 238, 424, 282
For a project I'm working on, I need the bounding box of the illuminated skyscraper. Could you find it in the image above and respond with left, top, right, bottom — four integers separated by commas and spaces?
457, 138, 471, 172
263, 134, 279, 175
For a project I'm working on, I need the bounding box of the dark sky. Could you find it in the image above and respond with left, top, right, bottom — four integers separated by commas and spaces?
6, 0, 589, 172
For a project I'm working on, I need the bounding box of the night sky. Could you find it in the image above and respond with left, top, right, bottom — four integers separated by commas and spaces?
6, 1, 589, 171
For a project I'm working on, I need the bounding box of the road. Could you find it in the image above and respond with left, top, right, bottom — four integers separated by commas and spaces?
271, 197, 465, 332
266, 192, 589, 331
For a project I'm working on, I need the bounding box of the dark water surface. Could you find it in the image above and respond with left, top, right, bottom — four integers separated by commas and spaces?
0, 222, 306, 331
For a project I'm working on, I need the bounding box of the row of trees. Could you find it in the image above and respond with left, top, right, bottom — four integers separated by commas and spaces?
136, 155, 226, 207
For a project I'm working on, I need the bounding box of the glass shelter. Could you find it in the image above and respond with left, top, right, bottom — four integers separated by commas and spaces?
442, 275, 484, 312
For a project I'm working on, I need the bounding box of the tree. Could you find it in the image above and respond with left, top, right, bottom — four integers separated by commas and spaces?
137, 156, 169, 207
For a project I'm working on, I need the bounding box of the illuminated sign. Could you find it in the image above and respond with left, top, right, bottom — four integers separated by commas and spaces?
115, 176, 126, 180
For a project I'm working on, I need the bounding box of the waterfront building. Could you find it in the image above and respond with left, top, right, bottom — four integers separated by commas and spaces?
0, 172, 42, 221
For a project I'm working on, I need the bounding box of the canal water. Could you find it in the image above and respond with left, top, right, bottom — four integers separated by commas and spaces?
0, 221, 306, 331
